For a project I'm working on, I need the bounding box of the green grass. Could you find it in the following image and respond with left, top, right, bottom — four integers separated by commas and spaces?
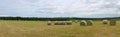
0, 20, 120, 37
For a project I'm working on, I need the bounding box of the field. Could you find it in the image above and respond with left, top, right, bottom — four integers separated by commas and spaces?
0, 20, 120, 37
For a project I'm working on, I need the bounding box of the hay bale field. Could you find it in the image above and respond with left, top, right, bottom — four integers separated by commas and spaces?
0, 20, 120, 37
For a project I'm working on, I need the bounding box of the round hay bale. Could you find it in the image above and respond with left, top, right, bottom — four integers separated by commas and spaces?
54, 21, 59, 25
103, 20, 108, 24
54, 21, 66, 25
47, 21, 51, 25
80, 20, 86, 26
86, 20, 93, 26
66, 21, 72, 25
110, 19, 116, 26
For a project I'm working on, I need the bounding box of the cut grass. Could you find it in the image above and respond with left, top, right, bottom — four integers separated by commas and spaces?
0, 20, 120, 37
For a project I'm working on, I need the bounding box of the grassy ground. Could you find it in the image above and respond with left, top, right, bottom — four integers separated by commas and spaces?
0, 20, 120, 37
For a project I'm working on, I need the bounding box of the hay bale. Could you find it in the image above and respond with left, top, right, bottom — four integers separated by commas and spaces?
110, 19, 116, 26
54, 21, 66, 25
103, 20, 108, 24
66, 21, 72, 25
47, 21, 51, 25
80, 20, 86, 26
86, 20, 93, 26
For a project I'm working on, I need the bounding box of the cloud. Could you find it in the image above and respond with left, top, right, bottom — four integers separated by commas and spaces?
0, 0, 120, 18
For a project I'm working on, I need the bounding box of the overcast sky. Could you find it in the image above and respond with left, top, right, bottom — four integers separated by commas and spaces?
0, 0, 120, 18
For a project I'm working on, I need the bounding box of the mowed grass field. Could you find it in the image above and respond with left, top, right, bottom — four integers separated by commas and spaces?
0, 20, 120, 37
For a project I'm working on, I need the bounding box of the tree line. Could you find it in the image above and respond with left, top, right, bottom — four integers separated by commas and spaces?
0, 17, 119, 21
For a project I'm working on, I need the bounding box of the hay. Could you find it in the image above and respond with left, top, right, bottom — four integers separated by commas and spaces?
103, 20, 108, 24
47, 21, 51, 25
66, 21, 72, 25
86, 20, 93, 26
110, 19, 116, 26
80, 20, 86, 26
54, 21, 66, 25
54, 21, 72, 25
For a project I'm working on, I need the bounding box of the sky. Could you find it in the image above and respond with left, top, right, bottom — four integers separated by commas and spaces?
0, 0, 120, 18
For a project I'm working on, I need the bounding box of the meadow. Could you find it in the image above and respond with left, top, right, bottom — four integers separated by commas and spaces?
0, 20, 120, 37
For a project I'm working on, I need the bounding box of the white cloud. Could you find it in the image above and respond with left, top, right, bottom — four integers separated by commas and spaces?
0, 0, 120, 17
